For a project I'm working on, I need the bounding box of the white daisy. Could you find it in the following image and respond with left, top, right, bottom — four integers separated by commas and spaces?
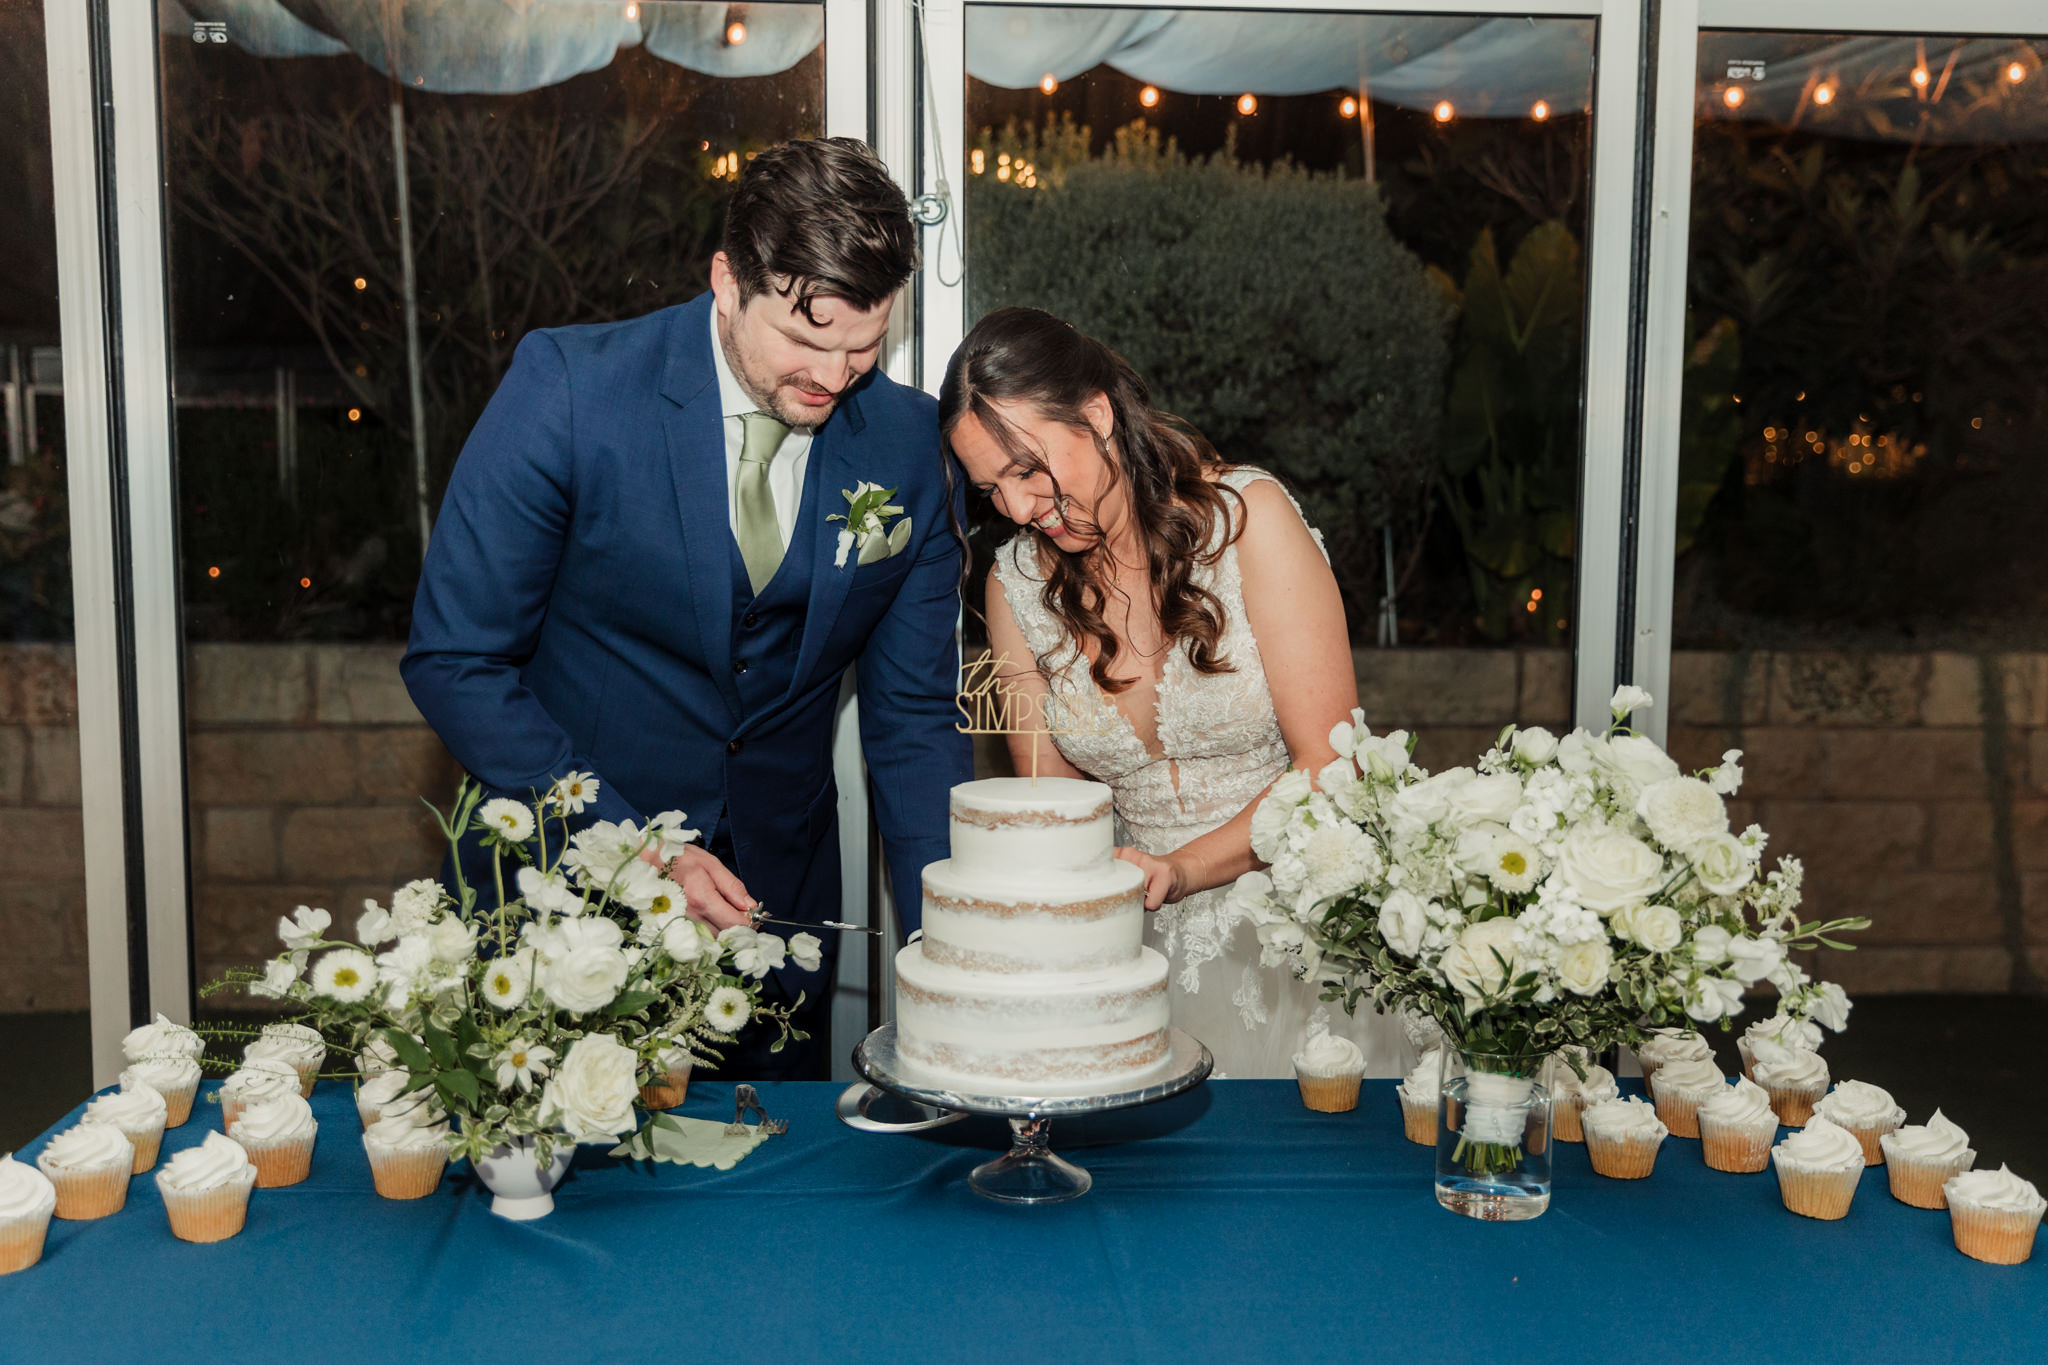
310, 948, 377, 1004
551, 770, 601, 815
479, 798, 535, 843
481, 950, 535, 1010
1485, 832, 1542, 894
493, 1038, 555, 1093
704, 986, 751, 1034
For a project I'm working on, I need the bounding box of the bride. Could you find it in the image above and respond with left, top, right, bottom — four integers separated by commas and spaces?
940, 307, 1402, 1078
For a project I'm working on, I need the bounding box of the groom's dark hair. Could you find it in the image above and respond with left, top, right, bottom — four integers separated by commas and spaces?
721, 138, 919, 324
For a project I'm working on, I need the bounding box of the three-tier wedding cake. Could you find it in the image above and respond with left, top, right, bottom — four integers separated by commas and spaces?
894, 777, 1173, 1096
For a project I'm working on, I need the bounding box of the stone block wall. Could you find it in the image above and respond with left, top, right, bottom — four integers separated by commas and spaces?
4, 644, 2042, 1011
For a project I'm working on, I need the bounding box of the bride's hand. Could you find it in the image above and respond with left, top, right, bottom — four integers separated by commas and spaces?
1115, 846, 1188, 911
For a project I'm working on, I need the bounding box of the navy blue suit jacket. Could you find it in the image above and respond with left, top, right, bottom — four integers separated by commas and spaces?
401, 294, 970, 987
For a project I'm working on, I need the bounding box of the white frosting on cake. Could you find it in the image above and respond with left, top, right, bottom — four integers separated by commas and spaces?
896, 778, 1172, 1096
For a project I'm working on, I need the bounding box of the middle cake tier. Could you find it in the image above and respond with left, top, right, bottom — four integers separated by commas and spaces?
919, 856, 1147, 974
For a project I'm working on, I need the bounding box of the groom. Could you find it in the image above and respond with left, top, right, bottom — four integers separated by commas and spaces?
401, 138, 971, 1079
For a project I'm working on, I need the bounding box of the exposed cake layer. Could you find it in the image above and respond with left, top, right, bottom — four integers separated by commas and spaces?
894, 945, 1172, 1097
948, 777, 1114, 875
921, 857, 1144, 973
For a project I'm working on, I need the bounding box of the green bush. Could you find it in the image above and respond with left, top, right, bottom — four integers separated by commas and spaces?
966, 119, 1453, 635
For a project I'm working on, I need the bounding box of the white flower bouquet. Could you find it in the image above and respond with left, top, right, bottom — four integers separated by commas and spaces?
1229, 687, 1866, 1175
211, 776, 814, 1165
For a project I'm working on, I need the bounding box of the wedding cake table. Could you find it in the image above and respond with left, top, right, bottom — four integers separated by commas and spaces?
2, 1079, 2039, 1363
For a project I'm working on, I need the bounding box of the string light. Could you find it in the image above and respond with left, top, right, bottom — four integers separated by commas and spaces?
1723, 85, 1745, 109
207, 566, 221, 579
299, 577, 311, 589
1912, 67, 1929, 88
1039, 74, 1058, 95
1531, 100, 1549, 121
726, 21, 747, 45
347, 408, 361, 422
1339, 96, 1357, 119
352, 277, 367, 291
1237, 94, 1258, 116
971, 148, 985, 175
1140, 86, 1160, 108
1813, 83, 1835, 105
1433, 100, 1454, 123
2009, 62, 2028, 84
624, 2, 639, 17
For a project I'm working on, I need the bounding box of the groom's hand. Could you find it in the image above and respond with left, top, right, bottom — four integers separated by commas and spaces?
641, 844, 757, 931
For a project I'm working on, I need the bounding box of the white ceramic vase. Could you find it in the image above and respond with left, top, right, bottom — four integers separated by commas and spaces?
474, 1135, 573, 1220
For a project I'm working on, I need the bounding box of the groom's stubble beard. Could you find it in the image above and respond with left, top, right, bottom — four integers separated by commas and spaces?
717, 310, 841, 430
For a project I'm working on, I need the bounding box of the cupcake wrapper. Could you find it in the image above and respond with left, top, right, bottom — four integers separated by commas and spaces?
1834, 1119, 1899, 1167
1654, 1091, 1706, 1140
367, 1144, 447, 1200
1585, 1131, 1663, 1179
1949, 1203, 2043, 1265
1398, 1095, 1436, 1145
119, 1125, 165, 1174
356, 1102, 381, 1132
220, 1095, 243, 1131
160, 1180, 253, 1244
639, 1080, 686, 1110
1552, 1097, 1586, 1144
1879, 1139, 1975, 1209
1762, 1081, 1826, 1127
1636, 1060, 1664, 1096
0, 1211, 52, 1275
158, 1080, 198, 1129
1735, 1038, 1756, 1081
236, 1133, 316, 1189
1698, 1116, 1775, 1173
1297, 1073, 1362, 1114
49, 1163, 131, 1220
296, 1066, 318, 1100
1774, 1159, 1862, 1220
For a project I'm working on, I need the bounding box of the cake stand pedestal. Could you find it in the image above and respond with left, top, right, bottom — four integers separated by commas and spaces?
841, 1024, 1213, 1204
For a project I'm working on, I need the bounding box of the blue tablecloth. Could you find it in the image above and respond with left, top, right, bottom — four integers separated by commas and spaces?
2, 1079, 2041, 1364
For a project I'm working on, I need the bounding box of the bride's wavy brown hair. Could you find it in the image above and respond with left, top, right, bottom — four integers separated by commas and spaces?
939, 306, 1244, 695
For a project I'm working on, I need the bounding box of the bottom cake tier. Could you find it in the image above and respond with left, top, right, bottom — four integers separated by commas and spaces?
893, 945, 1174, 1097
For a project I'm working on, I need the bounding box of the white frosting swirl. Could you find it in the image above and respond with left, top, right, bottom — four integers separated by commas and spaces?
1295, 1033, 1366, 1076
1813, 1079, 1906, 1130
233, 1092, 317, 1144
1652, 1056, 1725, 1096
222, 1058, 301, 1107
1743, 1012, 1823, 1053
358, 1035, 403, 1076
1581, 1096, 1668, 1141
245, 1034, 322, 1072
157, 1131, 255, 1192
1636, 1028, 1712, 1067
1944, 1164, 2046, 1215
121, 1057, 199, 1096
35, 1121, 133, 1173
1749, 1040, 1829, 1090
364, 1112, 450, 1152
1774, 1114, 1865, 1171
1699, 1077, 1776, 1127
0, 1156, 56, 1221
84, 1082, 167, 1131
1887, 1109, 1972, 1163
121, 1011, 203, 1062
1551, 1061, 1618, 1105
1396, 1047, 1444, 1104
357, 1070, 414, 1111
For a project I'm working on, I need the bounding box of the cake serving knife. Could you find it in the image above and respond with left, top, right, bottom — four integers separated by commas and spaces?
747, 907, 883, 936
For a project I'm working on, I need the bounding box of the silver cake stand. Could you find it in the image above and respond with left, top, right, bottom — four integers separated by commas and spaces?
840, 1023, 1213, 1204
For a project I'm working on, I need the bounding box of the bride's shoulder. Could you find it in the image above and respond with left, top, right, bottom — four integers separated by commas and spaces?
991, 532, 1047, 586
1213, 466, 1326, 565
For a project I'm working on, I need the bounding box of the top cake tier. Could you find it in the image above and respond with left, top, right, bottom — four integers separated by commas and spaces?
948, 777, 1114, 873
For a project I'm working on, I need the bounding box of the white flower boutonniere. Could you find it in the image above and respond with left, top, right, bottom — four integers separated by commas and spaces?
828, 480, 913, 568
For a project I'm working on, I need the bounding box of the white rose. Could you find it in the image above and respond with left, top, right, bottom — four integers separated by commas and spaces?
538, 917, 629, 1014
427, 915, 478, 964
1556, 938, 1611, 996
536, 1034, 639, 1142
1556, 823, 1667, 915
661, 917, 712, 964
1388, 770, 1456, 835
1593, 734, 1681, 794
1691, 925, 1731, 965
1511, 726, 1559, 766
1630, 903, 1683, 954
1609, 684, 1654, 719
1250, 770, 1312, 861
1725, 934, 1784, 985
1684, 975, 1745, 1023
1376, 889, 1428, 959
1636, 777, 1729, 855
1439, 918, 1522, 1003
1692, 833, 1756, 896
1446, 773, 1523, 826
1555, 732, 1596, 775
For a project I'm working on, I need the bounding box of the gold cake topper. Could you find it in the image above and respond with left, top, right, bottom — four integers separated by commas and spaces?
955, 651, 1115, 782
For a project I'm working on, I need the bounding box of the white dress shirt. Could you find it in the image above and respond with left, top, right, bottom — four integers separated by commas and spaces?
710, 309, 813, 550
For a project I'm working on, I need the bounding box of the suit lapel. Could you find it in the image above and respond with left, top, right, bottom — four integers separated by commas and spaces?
659, 297, 743, 723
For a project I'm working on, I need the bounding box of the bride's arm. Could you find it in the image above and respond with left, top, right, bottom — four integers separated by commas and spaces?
985, 569, 1088, 781
1121, 479, 1354, 909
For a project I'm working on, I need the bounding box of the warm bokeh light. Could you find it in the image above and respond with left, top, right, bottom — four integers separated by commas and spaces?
726, 22, 746, 45
347, 407, 361, 422
624, 3, 639, 18
971, 149, 985, 175
1236, 94, 1258, 116
1813, 84, 1835, 106
207, 566, 220, 579
1433, 100, 1454, 123
1723, 85, 1745, 109
299, 577, 312, 589
1140, 86, 1160, 109
1531, 100, 1550, 121
2009, 62, 2028, 84
1339, 96, 1358, 119
997, 164, 1011, 182
352, 277, 366, 291
1912, 67, 1929, 87
1039, 74, 1058, 95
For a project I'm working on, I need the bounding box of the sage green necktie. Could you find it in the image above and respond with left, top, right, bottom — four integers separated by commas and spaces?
735, 411, 790, 594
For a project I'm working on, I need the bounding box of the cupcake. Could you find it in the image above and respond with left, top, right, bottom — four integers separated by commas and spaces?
246, 1023, 326, 1098
1944, 1165, 2046, 1265
639, 1043, 695, 1110
121, 1012, 204, 1067
363, 1107, 451, 1200
1399, 1010, 1444, 1056
121, 1019, 204, 1129
1633, 1028, 1712, 1097
356, 1069, 416, 1130
1880, 1110, 1976, 1209
1649, 1056, 1724, 1139
1812, 1080, 1906, 1166
1293, 1032, 1367, 1114
155, 1132, 258, 1243
34, 1122, 133, 1220
358, 1033, 403, 1078
1580, 1096, 1669, 1179
1749, 1039, 1830, 1126
83, 1080, 169, 1173
1545, 1053, 1617, 1144
0, 1156, 57, 1276
231, 1092, 318, 1188
1771, 1114, 1866, 1220
1394, 1046, 1443, 1146
219, 1057, 302, 1130
1737, 1012, 1823, 1080
1697, 1077, 1779, 1173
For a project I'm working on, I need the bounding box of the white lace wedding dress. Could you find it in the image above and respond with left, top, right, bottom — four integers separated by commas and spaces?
992, 468, 1404, 1078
